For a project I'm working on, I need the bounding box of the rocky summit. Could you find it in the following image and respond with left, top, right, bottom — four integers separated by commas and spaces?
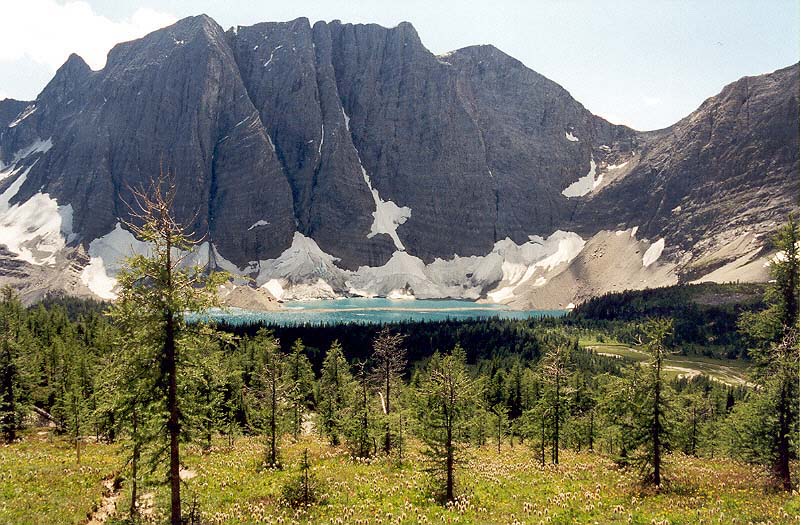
0, 15, 797, 308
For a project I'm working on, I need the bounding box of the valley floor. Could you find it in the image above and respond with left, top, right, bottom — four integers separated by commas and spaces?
2, 430, 797, 525
579, 338, 753, 386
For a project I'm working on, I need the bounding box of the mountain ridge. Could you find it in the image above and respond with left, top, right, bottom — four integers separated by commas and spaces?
0, 15, 796, 307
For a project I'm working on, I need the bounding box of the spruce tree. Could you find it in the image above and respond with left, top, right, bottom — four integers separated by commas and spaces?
416, 344, 481, 502
735, 217, 799, 489
108, 173, 227, 524
284, 339, 314, 440
0, 287, 25, 443
248, 329, 285, 467
371, 328, 406, 454
318, 340, 354, 446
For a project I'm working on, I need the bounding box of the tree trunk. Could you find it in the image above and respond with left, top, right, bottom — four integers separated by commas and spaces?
165, 239, 182, 525
540, 415, 545, 467
75, 409, 81, 465
0, 343, 15, 443
653, 354, 661, 486
384, 365, 391, 454
554, 371, 560, 465
269, 373, 277, 466
777, 381, 791, 490
131, 406, 139, 519
446, 420, 454, 501
497, 414, 502, 454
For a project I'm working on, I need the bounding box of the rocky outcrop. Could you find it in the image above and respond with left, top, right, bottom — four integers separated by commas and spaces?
0, 15, 797, 307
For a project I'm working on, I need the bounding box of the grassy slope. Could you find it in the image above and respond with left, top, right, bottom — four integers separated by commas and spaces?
2, 431, 798, 525
579, 337, 752, 386
0, 431, 119, 525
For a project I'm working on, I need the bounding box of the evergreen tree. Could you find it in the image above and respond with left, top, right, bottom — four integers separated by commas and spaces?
636, 318, 674, 485
416, 344, 482, 502
371, 328, 406, 454
284, 339, 314, 440
0, 287, 26, 442
735, 218, 799, 490
248, 329, 285, 467
108, 173, 228, 524
344, 360, 374, 458
539, 344, 572, 464
318, 340, 354, 446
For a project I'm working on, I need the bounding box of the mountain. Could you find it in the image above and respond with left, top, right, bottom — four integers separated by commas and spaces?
0, 15, 797, 307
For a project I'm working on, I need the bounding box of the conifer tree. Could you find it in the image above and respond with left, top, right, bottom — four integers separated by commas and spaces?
285, 339, 314, 440
416, 344, 482, 502
635, 318, 674, 486
0, 287, 25, 443
345, 360, 374, 458
108, 172, 227, 524
371, 328, 406, 454
248, 329, 285, 467
539, 343, 572, 464
735, 217, 799, 490
318, 340, 354, 446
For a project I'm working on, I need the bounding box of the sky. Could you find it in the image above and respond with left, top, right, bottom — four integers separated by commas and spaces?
0, 0, 798, 131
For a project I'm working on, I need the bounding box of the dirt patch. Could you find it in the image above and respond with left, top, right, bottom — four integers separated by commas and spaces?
86, 476, 120, 525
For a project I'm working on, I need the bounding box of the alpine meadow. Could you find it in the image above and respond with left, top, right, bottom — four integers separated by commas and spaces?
0, 3, 799, 525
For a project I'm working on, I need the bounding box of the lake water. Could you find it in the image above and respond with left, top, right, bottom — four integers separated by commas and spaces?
193, 298, 564, 326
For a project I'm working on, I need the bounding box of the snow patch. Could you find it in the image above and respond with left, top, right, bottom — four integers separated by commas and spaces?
11, 138, 53, 164
565, 131, 579, 142
318, 124, 324, 155
247, 220, 270, 231
388, 288, 415, 300
607, 160, 629, 170
484, 231, 586, 303
87, 223, 150, 274
342, 108, 350, 131
263, 278, 285, 300
263, 45, 283, 67
562, 156, 601, 198
8, 104, 36, 127
0, 165, 75, 266
80, 257, 117, 300
252, 232, 343, 292
353, 143, 411, 250
642, 238, 665, 267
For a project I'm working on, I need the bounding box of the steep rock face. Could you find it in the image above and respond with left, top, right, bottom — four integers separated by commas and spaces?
0, 15, 797, 306
572, 63, 800, 279
0, 15, 297, 264
0, 99, 30, 129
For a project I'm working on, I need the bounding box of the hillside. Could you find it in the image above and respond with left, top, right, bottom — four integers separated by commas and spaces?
0, 16, 797, 307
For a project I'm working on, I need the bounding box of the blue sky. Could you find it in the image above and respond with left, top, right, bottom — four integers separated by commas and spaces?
0, 0, 798, 130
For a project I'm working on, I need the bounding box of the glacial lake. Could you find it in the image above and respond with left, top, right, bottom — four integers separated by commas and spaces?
193, 298, 565, 326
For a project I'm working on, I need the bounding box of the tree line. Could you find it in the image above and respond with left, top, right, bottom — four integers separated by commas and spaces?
0, 175, 797, 523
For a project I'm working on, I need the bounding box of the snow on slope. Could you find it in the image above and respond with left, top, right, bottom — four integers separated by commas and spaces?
343, 108, 411, 251
642, 238, 665, 267
251, 232, 346, 300
486, 231, 586, 302
561, 156, 601, 198
0, 139, 72, 266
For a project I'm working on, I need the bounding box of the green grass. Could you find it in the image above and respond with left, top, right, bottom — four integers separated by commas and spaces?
4, 430, 797, 524
0, 430, 121, 525
580, 337, 752, 386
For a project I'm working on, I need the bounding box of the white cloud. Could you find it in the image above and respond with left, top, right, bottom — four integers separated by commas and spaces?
0, 1, 177, 72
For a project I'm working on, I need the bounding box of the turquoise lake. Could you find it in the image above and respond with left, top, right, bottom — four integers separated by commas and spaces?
193, 298, 565, 326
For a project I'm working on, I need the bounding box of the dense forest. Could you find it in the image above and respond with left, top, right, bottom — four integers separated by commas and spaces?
0, 181, 797, 524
